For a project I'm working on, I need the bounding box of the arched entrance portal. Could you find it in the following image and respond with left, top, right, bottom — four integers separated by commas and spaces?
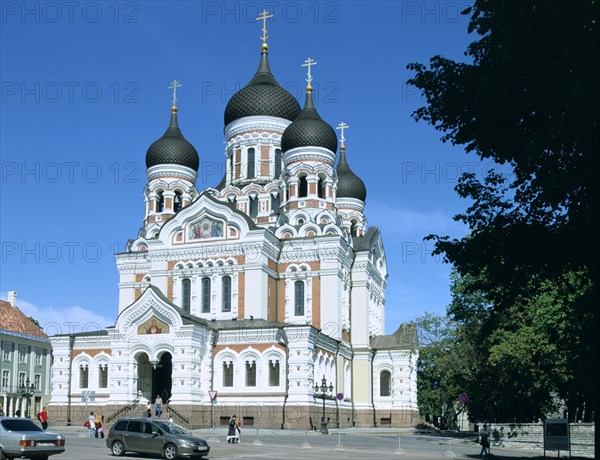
137, 352, 172, 402
152, 352, 172, 403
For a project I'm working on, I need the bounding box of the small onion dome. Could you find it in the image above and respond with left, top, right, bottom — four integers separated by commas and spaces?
146, 106, 199, 171
336, 148, 366, 202
281, 89, 338, 153
224, 45, 301, 127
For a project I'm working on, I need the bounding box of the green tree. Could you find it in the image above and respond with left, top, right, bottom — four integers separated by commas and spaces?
413, 312, 476, 428
408, 0, 597, 421
455, 270, 593, 422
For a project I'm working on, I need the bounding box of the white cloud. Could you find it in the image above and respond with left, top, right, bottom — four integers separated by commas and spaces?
1, 294, 113, 336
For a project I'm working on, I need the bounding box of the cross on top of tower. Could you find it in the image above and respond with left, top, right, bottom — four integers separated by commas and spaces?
336, 122, 350, 148
256, 10, 273, 43
168, 80, 182, 107
301, 58, 318, 88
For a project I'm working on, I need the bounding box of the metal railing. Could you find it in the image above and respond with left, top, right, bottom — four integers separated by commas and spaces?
104, 395, 142, 425
166, 405, 189, 426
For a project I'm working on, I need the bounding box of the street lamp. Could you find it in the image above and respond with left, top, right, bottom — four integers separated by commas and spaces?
314, 376, 334, 434
20, 378, 36, 419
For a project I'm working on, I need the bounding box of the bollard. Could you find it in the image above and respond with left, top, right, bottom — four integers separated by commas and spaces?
252, 428, 263, 446
334, 430, 344, 450
301, 430, 311, 448
442, 437, 456, 457
394, 434, 406, 455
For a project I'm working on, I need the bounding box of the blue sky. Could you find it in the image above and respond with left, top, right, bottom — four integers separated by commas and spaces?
0, 1, 488, 335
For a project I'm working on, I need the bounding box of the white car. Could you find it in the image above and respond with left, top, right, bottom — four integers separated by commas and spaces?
0, 417, 65, 460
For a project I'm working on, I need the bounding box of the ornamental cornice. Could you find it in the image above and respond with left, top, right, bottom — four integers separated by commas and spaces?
284, 151, 336, 166
147, 164, 197, 183
225, 116, 291, 140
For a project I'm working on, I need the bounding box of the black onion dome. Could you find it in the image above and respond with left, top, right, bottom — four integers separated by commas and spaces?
281, 91, 338, 153
224, 49, 301, 126
336, 149, 367, 202
146, 109, 199, 171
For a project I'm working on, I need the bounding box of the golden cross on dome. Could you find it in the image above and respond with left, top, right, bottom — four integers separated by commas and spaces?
256, 10, 273, 43
302, 58, 318, 86
168, 80, 182, 106
336, 122, 350, 147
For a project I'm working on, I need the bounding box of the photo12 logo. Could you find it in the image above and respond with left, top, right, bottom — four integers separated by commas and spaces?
1, 82, 140, 104
1, 161, 141, 184
200, 2, 340, 24
1, 2, 140, 24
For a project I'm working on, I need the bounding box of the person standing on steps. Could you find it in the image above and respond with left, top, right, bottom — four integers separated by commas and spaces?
155, 395, 162, 417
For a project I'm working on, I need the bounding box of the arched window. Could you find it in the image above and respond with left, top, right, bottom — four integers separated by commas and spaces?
247, 148, 255, 179
174, 190, 183, 212
274, 149, 282, 178
298, 175, 308, 198
271, 194, 280, 214
223, 361, 233, 387
245, 360, 256, 387
156, 191, 164, 213
269, 359, 280, 386
222, 276, 232, 312
317, 176, 326, 199
98, 365, 108, 388
380, 370, 391, 397
181, 278, 191, 313
249, 196, 258, 218
201, 277, 211, 313
79, 365, 89, 389
350, 220, 359, 237
294, 281, 304, 316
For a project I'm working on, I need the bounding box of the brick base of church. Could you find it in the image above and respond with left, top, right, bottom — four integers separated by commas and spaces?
47, 403, 418, 430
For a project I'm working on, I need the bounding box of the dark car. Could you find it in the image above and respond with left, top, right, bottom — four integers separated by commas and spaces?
105, 417, 209, 459
0, 417, 65, 460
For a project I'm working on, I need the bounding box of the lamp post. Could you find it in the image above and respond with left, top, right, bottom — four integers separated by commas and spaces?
20, 378, 36, 419
314, 376, 334, 434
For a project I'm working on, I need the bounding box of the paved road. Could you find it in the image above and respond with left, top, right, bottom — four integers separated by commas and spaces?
50, 428, 583, 460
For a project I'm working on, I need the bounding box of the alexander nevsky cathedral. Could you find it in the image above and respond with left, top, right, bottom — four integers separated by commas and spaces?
48, 14, 418, 429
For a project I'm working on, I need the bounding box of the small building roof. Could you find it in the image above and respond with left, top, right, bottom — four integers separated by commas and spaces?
370, 323, 418, 351
0, 299, 48, 340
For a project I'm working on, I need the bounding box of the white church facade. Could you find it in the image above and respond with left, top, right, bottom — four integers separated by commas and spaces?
48, 24, 418, 429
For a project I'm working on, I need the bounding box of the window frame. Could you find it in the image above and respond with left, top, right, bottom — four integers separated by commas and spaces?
201, 277, 211, 313
294, 281, 305, 316
221, 276, 232, 312
379, 370, 392, 397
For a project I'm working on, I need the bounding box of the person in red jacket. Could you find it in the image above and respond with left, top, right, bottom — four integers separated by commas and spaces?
37, 407, 48, 430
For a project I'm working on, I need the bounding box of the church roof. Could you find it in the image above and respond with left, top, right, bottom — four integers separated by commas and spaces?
146, 107, 199, 171
353, 227, 380, 251
281, 90, 337, 153
0, 300, 49, 340
370, 323, 418, 350
336, 148, 366, 201
224, 48, 301, 127
199, 191, 258, 230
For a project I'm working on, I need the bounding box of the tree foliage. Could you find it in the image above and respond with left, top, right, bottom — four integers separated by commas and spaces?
408, 0, 597, 421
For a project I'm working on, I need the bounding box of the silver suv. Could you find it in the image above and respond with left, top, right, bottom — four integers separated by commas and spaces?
105, 417, 210, 459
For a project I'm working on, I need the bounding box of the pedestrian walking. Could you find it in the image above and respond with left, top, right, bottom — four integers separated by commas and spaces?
86, 412, 95, 438
145, 402, 152, 418
155, 395, 162, 417
37, 406, 48, 430
479, 423, 490, 456
227, 415, 240, 444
